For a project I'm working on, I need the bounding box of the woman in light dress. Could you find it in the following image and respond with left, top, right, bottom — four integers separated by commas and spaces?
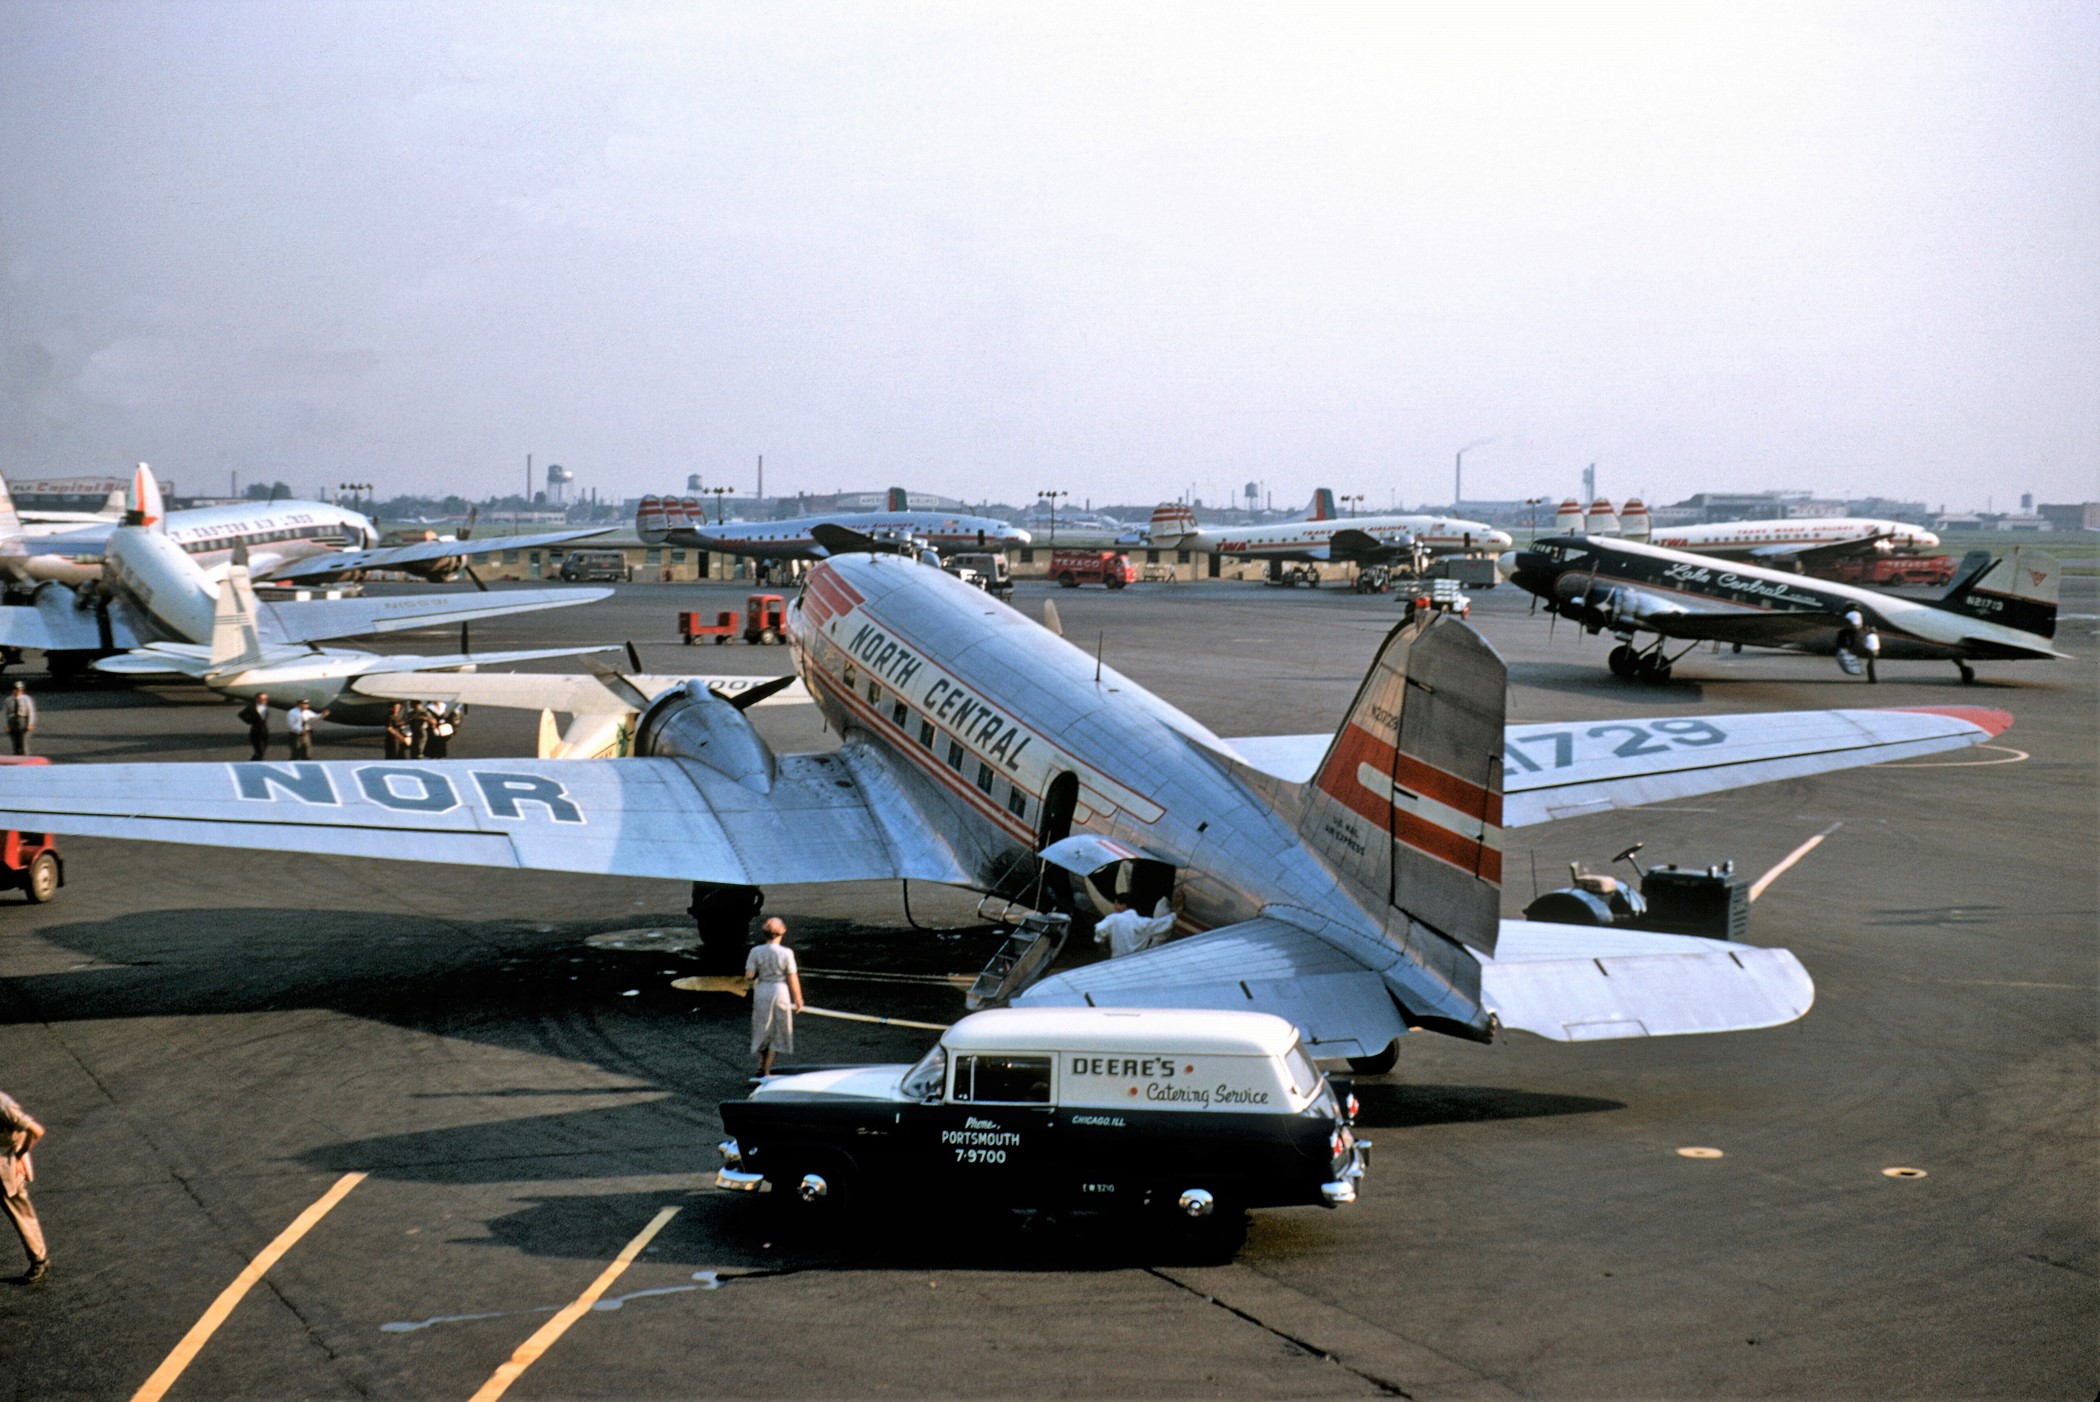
745, 917, 805, 1077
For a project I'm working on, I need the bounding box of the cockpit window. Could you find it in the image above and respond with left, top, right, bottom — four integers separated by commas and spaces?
900, 1044, 947, 1100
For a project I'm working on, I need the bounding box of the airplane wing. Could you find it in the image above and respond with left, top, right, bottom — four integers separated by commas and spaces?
1223, 706, 2009, 824
263, 528, 615, 584
1324, 528, 1413, 565
0, 748, 970, 887
0, 591, 143, 651
349, 671, 810, 710
1015, 914, 1813, 1050
254, 587, 612, 645
1738, 531, 1891, 568
1635, 609, 1846, 647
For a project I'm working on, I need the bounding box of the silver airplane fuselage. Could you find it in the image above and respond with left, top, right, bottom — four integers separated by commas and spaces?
785, 554, 1481, 1029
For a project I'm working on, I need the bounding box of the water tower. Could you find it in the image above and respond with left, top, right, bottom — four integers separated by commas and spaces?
544, 463, 573, 505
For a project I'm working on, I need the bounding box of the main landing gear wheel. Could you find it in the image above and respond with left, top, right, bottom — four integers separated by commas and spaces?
1637, 651, 1672, 683
1608, 644, 1639, 679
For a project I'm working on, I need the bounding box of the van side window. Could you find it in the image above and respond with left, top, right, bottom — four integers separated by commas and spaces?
1283, 1043, 1322, 1099
952, 1055, 1052, 1104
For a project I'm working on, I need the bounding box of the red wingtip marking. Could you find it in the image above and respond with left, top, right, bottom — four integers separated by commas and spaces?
1882, 705, 2014, 738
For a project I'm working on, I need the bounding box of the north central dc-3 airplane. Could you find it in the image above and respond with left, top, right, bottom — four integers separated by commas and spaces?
0, 551, 2009, 1068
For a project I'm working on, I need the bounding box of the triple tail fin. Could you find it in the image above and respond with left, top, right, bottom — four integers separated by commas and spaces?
1933, 546, 2060, 639
1297, 614, 1506, 957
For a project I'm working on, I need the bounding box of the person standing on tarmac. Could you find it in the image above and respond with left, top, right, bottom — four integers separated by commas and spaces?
383, 703, 412, 760
5, 683, 35, 756
745, 918, 804, 1078
287, 699, 316, 760
407, 702, 433, 759
237, 692, 271, 761
1094, 895, 1177, 959
1, 1089, 48, 1286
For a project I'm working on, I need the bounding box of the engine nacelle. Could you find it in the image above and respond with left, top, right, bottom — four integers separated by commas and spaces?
634, 680, 777, 792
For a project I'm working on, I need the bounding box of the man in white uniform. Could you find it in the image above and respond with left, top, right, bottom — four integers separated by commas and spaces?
1093, 896, 1177, 959
744, 917, 804, 1077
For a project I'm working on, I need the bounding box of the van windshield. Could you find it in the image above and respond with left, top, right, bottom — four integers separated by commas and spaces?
1283, 1041, 1323, 1101
899, 1044, 947, 1100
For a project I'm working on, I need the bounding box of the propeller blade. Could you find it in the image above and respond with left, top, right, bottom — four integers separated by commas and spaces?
460, 504, 478, 541
713, 674, 799, 711
464, 563, 489, 592
625, 640, 643, 674
1043, 599, 1063, 637
460, 621, 471, 655
583, 658, 656, 712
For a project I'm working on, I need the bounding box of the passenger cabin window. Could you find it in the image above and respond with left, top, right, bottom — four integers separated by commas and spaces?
918, 719, 936, 747
867, 679, 882, 704
946, 739, 965, 770
1006, 785, 1029, 818
891, 700, 908, 727
975, 761, 995, 794
951, 1055, 1052, 1104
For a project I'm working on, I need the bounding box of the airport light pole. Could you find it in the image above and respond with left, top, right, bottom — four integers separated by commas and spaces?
1526, 496, 1546, 543
1038, 490, 1067, 548
337, 481, 374, 514
709, 485, 732, 524
1340, 493, 1366, 519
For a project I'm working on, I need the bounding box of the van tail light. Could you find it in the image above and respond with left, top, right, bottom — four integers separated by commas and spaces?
1345, 1093, 1360, 1123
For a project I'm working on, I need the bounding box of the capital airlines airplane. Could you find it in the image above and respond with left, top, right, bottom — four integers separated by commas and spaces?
0, 547, 2008, 1071
0, 468, 611, 682
1502, 533, 2064, 683
1147, 489, 1512, 569
0, 464, 378, 587
637, 487, 1030, 559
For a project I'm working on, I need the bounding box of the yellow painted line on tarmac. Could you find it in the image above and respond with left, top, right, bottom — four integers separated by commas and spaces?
131, 1172, 368, 1402
1748, 822, 1844, 902
468, 1205, 682, 1402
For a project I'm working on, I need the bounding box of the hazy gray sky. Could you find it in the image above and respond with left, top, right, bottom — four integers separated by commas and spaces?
3, 1, 2094, 511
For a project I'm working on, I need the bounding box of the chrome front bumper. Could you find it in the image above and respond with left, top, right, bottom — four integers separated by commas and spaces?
1320, 1137, 1372, 1208
715, 1138, 763, 1192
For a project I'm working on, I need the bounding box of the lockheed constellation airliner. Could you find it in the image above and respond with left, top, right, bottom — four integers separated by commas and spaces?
0, 546, 2009, 1073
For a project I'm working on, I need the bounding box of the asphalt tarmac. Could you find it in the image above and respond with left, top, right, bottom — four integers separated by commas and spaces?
1, 571, 2093, 1399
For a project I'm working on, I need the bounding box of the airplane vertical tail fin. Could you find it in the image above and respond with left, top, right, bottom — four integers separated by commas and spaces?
887, 486, 909, 512
636, 495, 670, 545
0, 465, 23, 544
1618, 498, 1650, 541
1304, 488, 1337, 522
128, 463, 166, 532
1584, 498, 1619, 536
1298, 614, 1506, 957
1148, 502, 1198, 544
1933, 546, 2060, 639
207, 563, 265, 671
1555, 499, 1585, 534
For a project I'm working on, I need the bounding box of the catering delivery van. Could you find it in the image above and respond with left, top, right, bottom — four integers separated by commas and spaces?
714, 1008, 1369, 1230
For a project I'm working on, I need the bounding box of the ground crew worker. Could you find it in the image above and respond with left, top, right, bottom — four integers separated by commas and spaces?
383, 703, 412, 760
4, 683, 35, 756
237, 692, 271, 761
287, 699, 315, 760
1, 1089, 48, 1286
423, 700, 461, 759
745, 917, 804, 1078
1094, 895, 1177, 959
408, 702, 433, 759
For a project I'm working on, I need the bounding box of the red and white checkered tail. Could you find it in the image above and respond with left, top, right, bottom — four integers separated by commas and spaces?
1298, 614, 1505, 958
1148, 502, 1199, 542
636, 495, 670, 544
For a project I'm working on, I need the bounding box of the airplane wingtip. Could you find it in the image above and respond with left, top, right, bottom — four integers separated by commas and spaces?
1882, 704, 2015, 738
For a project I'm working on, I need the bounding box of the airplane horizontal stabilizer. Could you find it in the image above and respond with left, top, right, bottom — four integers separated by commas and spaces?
350, 670, 809, 712
1014, 917, 1408, 1060
265, 528, 614, 585
1480, 922, 1813, 1039
1225, 705, 2011, 826
0, 746, 969, 888
256, 587, 614, 646
0, 589, 140, 651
